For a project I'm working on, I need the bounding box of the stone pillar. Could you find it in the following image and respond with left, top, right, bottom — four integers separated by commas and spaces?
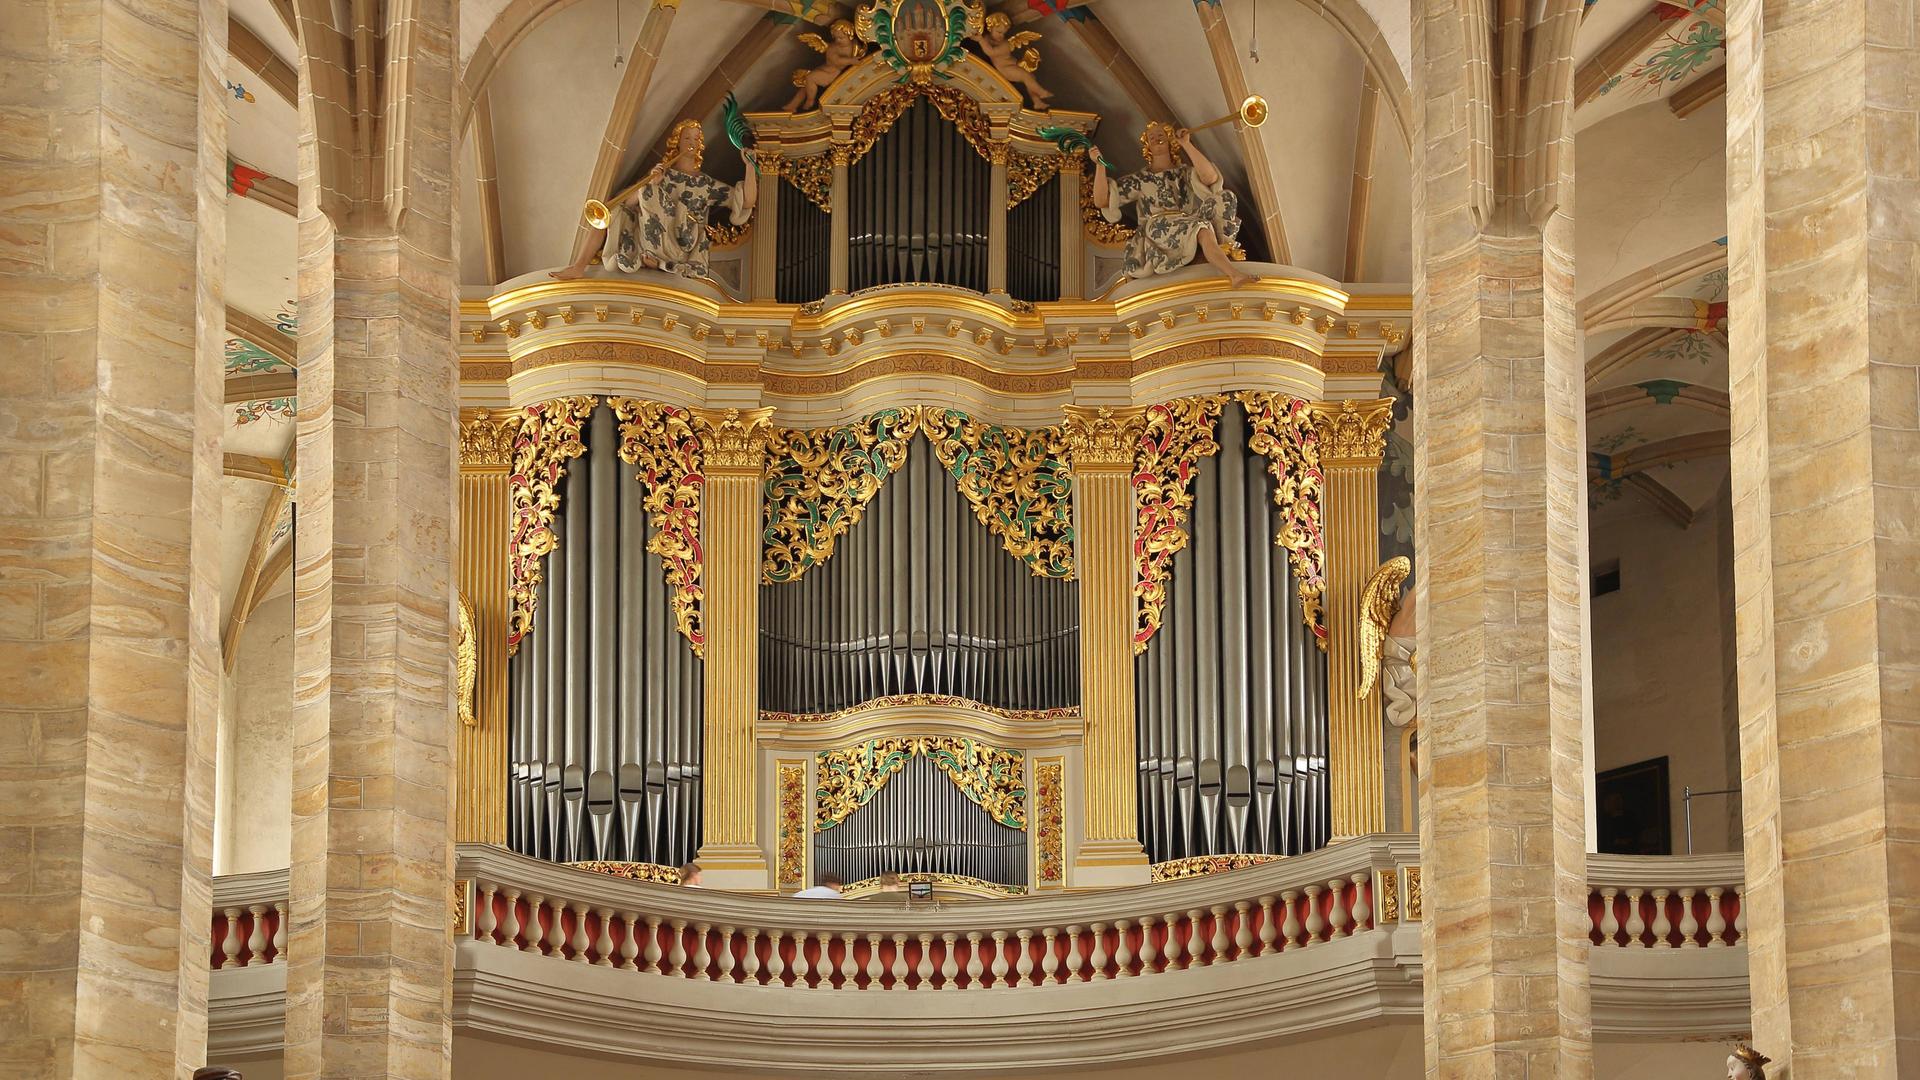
284, 4, 461, 1077
1063, 405, 1150, 886
828, 147, 850, 294
988, 146, 1009, 294
693, 407, 774, 890
456, 411, 520, 844
0, 0, 228, 1072
1725, 0, 1919, 1067
1311, 398, 1394, 839
1412, 0, 1592, 1073
750, 153, 781, 301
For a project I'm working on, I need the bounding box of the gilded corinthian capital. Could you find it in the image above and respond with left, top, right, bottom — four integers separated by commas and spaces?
1062, 405, 1145, 468
459, 408, 521, 468
692, 407, 775, 471
1309, 398, 1394, 464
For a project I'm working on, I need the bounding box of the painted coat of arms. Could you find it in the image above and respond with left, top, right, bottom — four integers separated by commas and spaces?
856, 0, 984, 81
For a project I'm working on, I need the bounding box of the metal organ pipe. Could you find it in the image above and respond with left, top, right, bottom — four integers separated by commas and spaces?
1133, 402, 1331, 862
507, 404, 706, 869
759, 437, 1079, 716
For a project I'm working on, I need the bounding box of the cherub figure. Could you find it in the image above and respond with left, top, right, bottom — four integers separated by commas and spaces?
787, 19, 866, 112
972, 12, 1051, 110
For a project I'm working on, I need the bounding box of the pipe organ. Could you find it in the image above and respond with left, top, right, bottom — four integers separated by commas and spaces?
464, 28, 1408, 892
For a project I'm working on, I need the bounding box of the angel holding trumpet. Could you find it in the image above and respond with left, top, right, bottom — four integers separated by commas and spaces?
1086, 120, 1253, 289
550, 117, 757, 283
786, 19, 866, 112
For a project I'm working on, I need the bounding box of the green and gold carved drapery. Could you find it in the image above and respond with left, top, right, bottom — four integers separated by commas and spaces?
1237, 390, 1328, 643
612, 398, 707, 655
920, 408, 1076, 579
814, 736, 1027, 832
507, 395, 598, 655
1132, 395, 1227, 652
762, 407, 921, 583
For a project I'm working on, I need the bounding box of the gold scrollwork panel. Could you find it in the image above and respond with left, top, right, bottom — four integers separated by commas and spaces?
507, 396, 598, 655
1235, 391, 1328, 645
762, 407, 921, 584
1131, 395, 1227, 652
814, 736, 1027, 832
611, 398, 708, 656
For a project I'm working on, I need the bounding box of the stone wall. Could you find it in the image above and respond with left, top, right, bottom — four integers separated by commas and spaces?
215, 585, 294, 875
1589, 486, 1738, 854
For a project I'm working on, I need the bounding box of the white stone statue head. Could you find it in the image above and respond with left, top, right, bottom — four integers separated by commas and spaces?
1727, 1044, 1769, 1080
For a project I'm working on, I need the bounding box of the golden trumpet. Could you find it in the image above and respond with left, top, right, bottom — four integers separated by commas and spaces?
583, 198, 611, 230
1182, 94, 1270, 138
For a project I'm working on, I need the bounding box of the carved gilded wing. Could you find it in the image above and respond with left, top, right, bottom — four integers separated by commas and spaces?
1006, 30, 1042, 50
457, 593, 478, 727
1357, 556, 1411, 699
798, 31, 830, 54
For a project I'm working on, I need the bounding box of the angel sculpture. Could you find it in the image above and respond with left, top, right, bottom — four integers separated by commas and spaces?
786, 19, 866, 112
972, 12, 1051, 109
1088, 121, 1253, 288
1358, 557, 1415, 729
550, 119, 757, 283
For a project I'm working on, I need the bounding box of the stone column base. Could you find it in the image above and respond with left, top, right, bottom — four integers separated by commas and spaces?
695, 843, 772, 892
1070, 839, 1151, 888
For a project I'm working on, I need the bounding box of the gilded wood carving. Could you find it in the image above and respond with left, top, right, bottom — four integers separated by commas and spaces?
1236, 390, 1328, 645
507, 396, 597, 655
612, 398, 708, 656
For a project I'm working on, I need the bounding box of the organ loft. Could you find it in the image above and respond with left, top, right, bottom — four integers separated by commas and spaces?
7, 0, 1915, 1076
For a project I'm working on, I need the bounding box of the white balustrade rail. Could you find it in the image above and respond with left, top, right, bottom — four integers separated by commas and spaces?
1586, 852, 1745, 949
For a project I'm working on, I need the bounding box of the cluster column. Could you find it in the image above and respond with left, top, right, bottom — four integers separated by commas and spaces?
1412, 0, 1593, 1072
693, 408, 775, 889
0, 0, 229, 1072
1724, 0, 1919, 1068
1311, 399, 1394, 839
1064, 406, 1151, 886
283, 1, 462, 1076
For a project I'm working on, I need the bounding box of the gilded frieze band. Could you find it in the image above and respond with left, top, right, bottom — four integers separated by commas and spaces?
1148, 853, 1284, 883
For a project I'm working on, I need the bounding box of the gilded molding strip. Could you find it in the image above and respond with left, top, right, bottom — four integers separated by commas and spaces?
1147, 853, 1284, 883
1378, 868, 1400, 923
841, 872, 1027, 898
814, 736, 1027, 832
1235, 390, 1328, 644
611, 398, 708, 656
507, 396, 598, 655
776, 761, 807, 890
1404, 865, 1422, 920
1131, 395, 1227, 652
920, 407, 1075, 579
762, 407, 920, 584
571, 861, 683, 885
1034, 759, 1065, 885
760, 693, 1081, 727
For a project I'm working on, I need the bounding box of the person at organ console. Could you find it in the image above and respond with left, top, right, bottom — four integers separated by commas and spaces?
551, 119, 757, 282
1090, 121, 1253, 289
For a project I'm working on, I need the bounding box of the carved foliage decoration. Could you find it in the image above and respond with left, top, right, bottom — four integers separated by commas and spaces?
571, 861, 682, 885
848, 84, 994, 169
762, 407, 920, 583
1006, 151, 1069, 209
1079, 157, 1132, 247
1131, 395, 1226, 652
507, 396, 597, 655
1236, 391, 1328, 644
1034, 760, 1064, 885
921, 407, 1075, 578
776, 762, 807, 889
459, 410, 521, 467
1147, 853, 1283, 882
814, 736, 1026, 832
766, 151, 835, 212
612, 398, 707, 656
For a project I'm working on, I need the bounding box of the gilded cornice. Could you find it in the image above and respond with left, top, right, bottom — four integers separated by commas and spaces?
757, 693, 1083, 750
1310, 398, 1394, 464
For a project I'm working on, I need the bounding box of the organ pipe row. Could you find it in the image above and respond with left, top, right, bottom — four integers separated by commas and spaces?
847, 99, 991, 294
759, 440, 1081, 716
1135, 402, 1332, 861
812, 755, 1028, 888
508, 406, 705, 867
